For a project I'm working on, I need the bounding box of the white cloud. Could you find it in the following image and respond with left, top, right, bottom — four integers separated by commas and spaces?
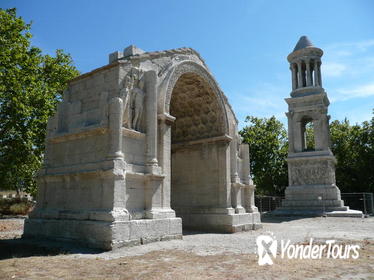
322, 62, 347, 77
229, 83, 289, 128
325, 39, 374, 54
335, 83, 374, 101
353, 40, 374, 52
334, 50, 352, 57
322, 39, 374, 78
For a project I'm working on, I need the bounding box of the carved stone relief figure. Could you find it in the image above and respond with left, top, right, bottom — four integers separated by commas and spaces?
120, 74, 133, 128
120, 68, 145, 131
131, 77, 145, 131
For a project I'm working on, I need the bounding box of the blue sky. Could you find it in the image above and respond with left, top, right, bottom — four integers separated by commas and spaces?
2, 0, 374, 127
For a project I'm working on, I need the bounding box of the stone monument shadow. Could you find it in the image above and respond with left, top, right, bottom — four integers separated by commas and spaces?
260, 212, 318, 223
0, 238, 102, 260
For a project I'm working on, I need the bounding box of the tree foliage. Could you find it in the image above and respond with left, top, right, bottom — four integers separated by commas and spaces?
240, 112, 374, 195
330, 114, 374, 193
0, 8, 79, 195
240, 116, 288, 195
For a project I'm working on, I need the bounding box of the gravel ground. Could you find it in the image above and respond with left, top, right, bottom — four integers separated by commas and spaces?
1, 216, 373, 280
91, 215, 374, 259
1, 215, 372, 258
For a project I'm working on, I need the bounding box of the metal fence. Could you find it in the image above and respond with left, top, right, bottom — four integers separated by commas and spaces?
341, 193, 374, 215
255, 192, 374, 215
255, 196, 283, 213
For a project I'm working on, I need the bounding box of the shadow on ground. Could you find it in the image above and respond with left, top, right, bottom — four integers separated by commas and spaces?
0, 238, 102, 260
260, 212, 320, 223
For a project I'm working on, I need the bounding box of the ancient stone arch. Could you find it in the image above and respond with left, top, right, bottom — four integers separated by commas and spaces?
24, 46, 261, 249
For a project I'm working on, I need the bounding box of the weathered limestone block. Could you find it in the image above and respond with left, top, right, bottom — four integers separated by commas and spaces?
24, 46, 261, 250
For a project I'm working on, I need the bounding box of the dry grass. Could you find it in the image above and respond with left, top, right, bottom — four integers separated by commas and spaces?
0, 241, 373, 280
0, 198, 34, 216
0, 218, 373, 279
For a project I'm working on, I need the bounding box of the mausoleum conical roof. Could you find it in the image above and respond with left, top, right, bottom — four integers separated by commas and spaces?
293, 36, 314, 52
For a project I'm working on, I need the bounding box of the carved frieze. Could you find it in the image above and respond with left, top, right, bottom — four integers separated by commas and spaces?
289, 160, 335, 186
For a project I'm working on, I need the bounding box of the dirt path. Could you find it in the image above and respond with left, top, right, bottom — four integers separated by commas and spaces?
0, 216, 373, 279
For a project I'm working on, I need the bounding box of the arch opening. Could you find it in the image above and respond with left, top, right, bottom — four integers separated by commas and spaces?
169, 72, 226, 228
301, 117, 315, 151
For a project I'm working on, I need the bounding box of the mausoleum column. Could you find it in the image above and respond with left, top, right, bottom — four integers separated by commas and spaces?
318, 61, 322, 87
313, 119, 321, 150
319, 114, 329, 151
297, 61, 303, 88
291, 64, 297, 90
306, 60, 312, 86
286, 112, 294, 153
293, 120, 303, 152
314, 60, 321, 87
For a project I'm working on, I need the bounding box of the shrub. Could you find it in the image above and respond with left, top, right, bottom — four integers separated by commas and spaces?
9, 202, 32, 215
0, 198, 34, 216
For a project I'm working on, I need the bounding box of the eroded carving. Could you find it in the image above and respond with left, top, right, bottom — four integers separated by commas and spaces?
120, 68, 145, 131
170, 72, 225, 143
289, 160, 335, 186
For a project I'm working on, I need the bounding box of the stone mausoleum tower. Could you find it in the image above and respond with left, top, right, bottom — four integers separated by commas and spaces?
276, 36, 362, 217
23, 45, 261, 249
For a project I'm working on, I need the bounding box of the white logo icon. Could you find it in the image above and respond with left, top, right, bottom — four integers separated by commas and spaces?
256, 234, 277, 265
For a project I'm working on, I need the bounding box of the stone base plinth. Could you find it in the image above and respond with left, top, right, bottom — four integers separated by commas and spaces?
23, 217, 182, 250
179, 212, 262, 232
274, 183, 363, 218
272, 207, 363, 218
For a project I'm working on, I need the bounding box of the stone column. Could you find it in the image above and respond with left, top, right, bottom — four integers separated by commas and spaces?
297, 61, 303, 88
286, 112, 294, 153
291, 64, 297, 90
231, 183, 245, 213
314, 60, 320, 87
243, 185, 257, 213
240, 144, 250, 185
144, 174, 165, 219
231, 131, 240, 183
145, 71, 159, 170
293, 120, 303, 152
319, 114, 330, 151
313, 119, 320, 150
306, 60, 312, 87
108, 97, 124, 159
318, 61, 322, 87
216, 138, 235, 214
156, 113, 176, 217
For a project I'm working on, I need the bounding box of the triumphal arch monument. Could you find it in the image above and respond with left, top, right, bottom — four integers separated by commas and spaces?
24, 45, 261, 249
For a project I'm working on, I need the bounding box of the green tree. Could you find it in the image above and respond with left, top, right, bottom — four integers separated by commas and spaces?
305, 121, 315, 150
240, 116, 288, 195
330, 113, 374, 193
0, 8, 79, 195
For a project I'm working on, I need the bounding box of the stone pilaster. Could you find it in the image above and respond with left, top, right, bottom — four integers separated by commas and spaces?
108, 97, 124, 159
145, 71, 159, 169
